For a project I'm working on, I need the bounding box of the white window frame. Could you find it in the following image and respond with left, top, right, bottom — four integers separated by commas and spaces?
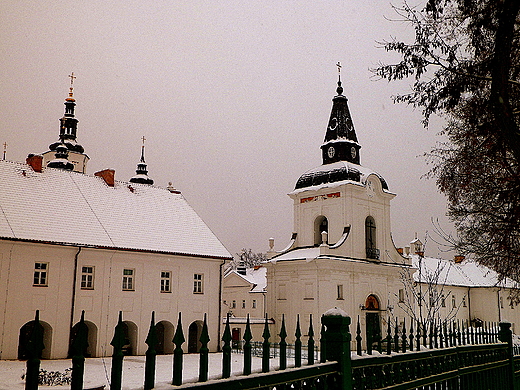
122, 268, 135, 291
161, 271, 171, 293
193, 273, 204, 294
33, 262, 48, 286
81, 266, 94, 290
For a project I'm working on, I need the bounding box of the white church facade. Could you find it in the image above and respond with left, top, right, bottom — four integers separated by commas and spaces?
261, 77, 520, 346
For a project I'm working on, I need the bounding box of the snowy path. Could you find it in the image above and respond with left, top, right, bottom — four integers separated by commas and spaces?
0, 353, 292, 390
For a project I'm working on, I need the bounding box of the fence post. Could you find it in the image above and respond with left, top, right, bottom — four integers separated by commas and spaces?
144, 311, 157, 390
321, 308, 352, 390
172, 313, 185, 386
498, 321, 515, 390
222, 313, 232, 378
25, 310, 44, 390
295, 315, 302, 367
110, 312, 125, 390
71, 311, 88, 390
243, 314, 253, 375
199, 314, 210, 382
262, 315, 271, 373
279, 315, 287, 370
308, 314, 315, 365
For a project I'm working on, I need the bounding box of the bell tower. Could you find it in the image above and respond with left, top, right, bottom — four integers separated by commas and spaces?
42, 73, 89, 173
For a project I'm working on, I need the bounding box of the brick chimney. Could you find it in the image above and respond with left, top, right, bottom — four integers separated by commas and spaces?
26, 154, 43, 173
95, 169, 115, 187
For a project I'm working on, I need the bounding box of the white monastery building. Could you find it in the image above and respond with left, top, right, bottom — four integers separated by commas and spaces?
0, 82, 232, 359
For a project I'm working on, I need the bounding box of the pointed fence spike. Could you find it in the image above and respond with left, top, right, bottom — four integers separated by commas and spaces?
393, 318, 399, 354
110, 312, 125, 390
71, 310, 88, 390
222, 313, 232, 378
243, 314, 253, 375
320, 320, 326, 363
308, 314, 315, 365
144, 312, 157, 390
25, 310, 45, 390
279, 314, 287, 370
295, 314, 302, 367
198, 314, 210, 382
262, 314, 271, 373
356, 315, 363, 356
416, 320, 421, 351
401, 318, 407, 353
409, 319, 414, 352
172, 313, 184, 386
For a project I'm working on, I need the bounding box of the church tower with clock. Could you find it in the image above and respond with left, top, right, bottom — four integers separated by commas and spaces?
265, 74, 410, 346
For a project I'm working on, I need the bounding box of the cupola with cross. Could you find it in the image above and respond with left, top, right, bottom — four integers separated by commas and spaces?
129, 136, 154, 185
42, 73, 90, 173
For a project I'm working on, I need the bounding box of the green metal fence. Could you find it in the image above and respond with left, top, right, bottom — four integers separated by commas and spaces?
21, 309, 519, 390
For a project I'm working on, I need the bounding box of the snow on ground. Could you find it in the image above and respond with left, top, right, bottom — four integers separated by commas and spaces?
0, 353, 294, 390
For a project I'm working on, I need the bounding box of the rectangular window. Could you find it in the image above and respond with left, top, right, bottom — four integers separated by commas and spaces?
122, 269, 134, 291
304, 282, 314, 300
81, 266, 94, 289
398, 289, 405, 303
193, 273, 203, 294
252, 300, 257, 309
337, 284, 344, 300
232, 300, 236, 309
441, 294, 446, 307
161, 271, 171, 293
242, 300, 246, 309
33, 262, 48, 286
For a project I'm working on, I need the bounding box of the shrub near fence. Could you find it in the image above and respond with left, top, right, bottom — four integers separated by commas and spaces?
22, 308, 520, 390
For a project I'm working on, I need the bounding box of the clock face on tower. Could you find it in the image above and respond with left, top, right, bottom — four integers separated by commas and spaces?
351, 146, 357, 159
328, 146, 335, 158
328, 117, 338, 130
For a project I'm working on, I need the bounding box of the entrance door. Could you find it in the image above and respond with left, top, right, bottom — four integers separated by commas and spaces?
366, 312, 381, 349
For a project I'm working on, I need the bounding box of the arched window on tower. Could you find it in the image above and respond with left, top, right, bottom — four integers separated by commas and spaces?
314, 216, 328, 246
365, 216, 379, 260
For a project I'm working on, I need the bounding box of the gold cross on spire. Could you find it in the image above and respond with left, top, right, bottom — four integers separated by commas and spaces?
2, 142, 6, 160
141, 136, 146, 145
69, 72, 76, 87
336, 62, 342, 74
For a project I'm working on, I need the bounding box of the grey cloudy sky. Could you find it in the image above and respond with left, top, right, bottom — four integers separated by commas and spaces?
1, 1, 452, 258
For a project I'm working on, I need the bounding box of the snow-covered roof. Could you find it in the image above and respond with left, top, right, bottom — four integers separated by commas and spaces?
0, 160, 232, 259
291, 161, 391, 194
268, 247, 321, 262
412, 255, 517, 288
226, 267, 267, 292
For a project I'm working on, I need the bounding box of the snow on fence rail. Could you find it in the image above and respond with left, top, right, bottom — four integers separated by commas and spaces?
20, 309, 520, 390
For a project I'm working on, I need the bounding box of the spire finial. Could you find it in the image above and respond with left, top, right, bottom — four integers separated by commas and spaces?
2, 142, 6, 160
68, 72, 76, 97
336, 62, 343, 95
140, 136, 146, 162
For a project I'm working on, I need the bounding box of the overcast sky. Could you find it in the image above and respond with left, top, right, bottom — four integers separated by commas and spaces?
1, 1, 453, 258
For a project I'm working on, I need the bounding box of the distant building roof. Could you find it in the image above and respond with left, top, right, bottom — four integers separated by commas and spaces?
0, 160, 232, 259
412, 255, 517, 288
225, 266, 267, 292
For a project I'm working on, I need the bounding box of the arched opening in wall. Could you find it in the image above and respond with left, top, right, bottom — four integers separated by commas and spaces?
122, 321, 138, 356
18, 320, 53, 360
314, 216, 328, 246
188, 320, 203, 353
156, 321, 174, 354
67, 320, 98, 358
365, 294, 381, 351
365, 216, 379, 260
